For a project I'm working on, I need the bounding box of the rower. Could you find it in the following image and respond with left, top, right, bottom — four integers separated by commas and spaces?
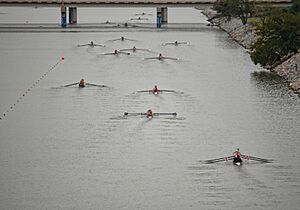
121, 36, 125, 41
152, 85, 159, 94
174, 41, 178, 46
90, 41, 94, 46
133, 46, 137, 52
233, 148, 241, 157
79, 79, 85, 88
158, 53, 163, 60
146, 109, 153, 118
114, 50, 118, 55
233, 148, 243, 164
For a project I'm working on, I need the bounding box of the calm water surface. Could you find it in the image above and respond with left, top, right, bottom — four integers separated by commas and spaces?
0, 7, 299, 210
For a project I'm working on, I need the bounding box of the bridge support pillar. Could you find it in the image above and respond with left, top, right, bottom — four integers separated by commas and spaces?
69, 7, 77, 24
157, 7, 167, 28
156, 9, 162, 28
161, 7, 168, 23
61, 4, 67, 28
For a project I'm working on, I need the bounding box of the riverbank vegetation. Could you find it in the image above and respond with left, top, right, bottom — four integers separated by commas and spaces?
214, 0, 300, 68
250, 1, 300, 68
213, 0, 255, 25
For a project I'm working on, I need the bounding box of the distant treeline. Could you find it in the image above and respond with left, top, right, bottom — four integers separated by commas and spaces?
213, 0, 300, 68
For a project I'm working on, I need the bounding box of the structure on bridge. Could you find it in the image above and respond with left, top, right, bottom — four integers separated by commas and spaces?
0, 0, 293, 28
59, 2, 171, 28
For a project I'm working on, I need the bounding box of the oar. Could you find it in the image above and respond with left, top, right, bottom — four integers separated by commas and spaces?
153, 112, 177, 116
160, 90, 184, 94
163, 57, 179, 60
85, 83, 107, 88
103, 52, 116, 55
133, 48, 151, 51
119, 48, 132, 52
242, 155, 272, 163
162, 43, 174, 46
77, 44, 88, 47
107, 38, 120, 42
118, 51, 130, 55
94, 44, 105, 47
204, 156, 234, 164
125, 38, 137, 41
144, 57, 159, 60
160, 90, 176, 93
124, 112, 146, 116
136, 90, 152, 93
63, 82, 79, 87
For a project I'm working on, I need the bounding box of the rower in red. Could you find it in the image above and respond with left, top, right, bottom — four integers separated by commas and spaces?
152, 85, 159, 94
233, 148, 242, 158
79, 78, 85, 87
233, 148, 243, 164
146, 109, 153, 118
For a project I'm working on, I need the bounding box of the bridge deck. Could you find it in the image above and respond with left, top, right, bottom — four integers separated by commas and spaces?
0, 0, 292, 7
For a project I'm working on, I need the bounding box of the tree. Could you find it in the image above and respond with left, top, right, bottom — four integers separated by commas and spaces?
253, 5, 273, 26
250, 10, 300, 67
213, 0, 255, 25
291, 0, 300, 13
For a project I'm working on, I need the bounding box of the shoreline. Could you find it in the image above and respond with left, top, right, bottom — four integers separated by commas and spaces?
201, 8, 300, 95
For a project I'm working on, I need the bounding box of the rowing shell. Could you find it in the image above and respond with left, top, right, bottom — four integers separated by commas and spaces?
77, 43, 105, 47
63, 82, 107, 88
103, 51, 130, 55
108, 37, 137, 42
136, 89, 178, 94
203, 155, 272, 165
119, 48, 151, 52
124, 112, 177, 117
162, 42, 189, 46
233, 157, 243, 166
144, 56, 179, 60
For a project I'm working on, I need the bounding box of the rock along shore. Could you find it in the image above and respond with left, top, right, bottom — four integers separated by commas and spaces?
201, 8, 300, 95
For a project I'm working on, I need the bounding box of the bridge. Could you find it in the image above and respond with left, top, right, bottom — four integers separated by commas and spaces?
0, 0, 292, 28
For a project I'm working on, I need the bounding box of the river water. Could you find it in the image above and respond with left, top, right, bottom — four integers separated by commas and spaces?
0, 7, 299, 210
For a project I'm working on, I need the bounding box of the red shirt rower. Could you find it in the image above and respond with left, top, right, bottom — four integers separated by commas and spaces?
233, 148, 242, 158
152, 85, 159, 94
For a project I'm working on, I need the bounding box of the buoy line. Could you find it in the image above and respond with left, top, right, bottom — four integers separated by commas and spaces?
0, 57, 65, 121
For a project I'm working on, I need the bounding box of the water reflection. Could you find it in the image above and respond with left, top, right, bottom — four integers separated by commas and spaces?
250, 71, 295, 97
251, 71, 286, 86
